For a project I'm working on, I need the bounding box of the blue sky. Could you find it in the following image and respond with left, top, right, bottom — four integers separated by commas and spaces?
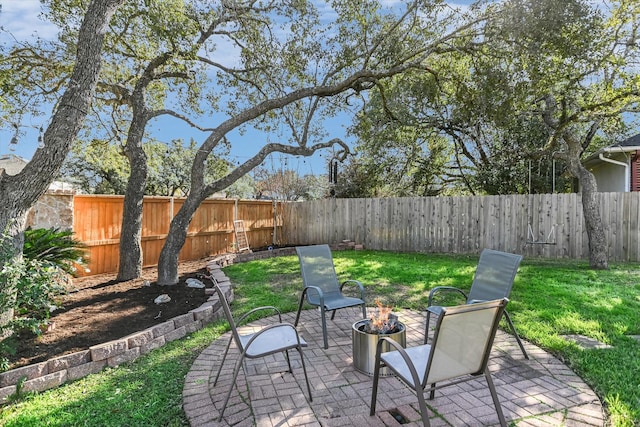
0, 0, 355, 175
0, 0, 616, 175
0, 0, 476, 176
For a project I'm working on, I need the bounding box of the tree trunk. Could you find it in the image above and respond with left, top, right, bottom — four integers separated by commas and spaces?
563, 139, 609, 270
116, 141, 147, 281
0, 0, 125, 328
0, 212, 25, 337
116, 90, 151, 281
575, 165, 608, 269
157, 195, 204, 285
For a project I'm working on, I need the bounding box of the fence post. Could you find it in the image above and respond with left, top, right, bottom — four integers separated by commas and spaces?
272, 200, 277, 245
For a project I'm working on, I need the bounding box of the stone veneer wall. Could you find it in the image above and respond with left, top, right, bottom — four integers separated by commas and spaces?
0, 259, 233, 403
25, 190, 75, 231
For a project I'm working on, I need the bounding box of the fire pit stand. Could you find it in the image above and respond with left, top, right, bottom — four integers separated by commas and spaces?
352, 319, 406, 377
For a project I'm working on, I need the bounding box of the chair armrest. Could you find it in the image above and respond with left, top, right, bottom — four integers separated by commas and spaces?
302, 285, 325, 302
242, 322, 304, 350
375, 337, 422, 388
237, 306, 283, 325
427, 286, 468, 307
340, 279, 365, 300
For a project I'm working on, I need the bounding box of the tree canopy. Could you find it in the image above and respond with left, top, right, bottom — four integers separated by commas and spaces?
346, 0, 639, 268
3, 0, 486, 283
61, 138, 229, 195
3, 0, 637, 285
350, 0, 638, 197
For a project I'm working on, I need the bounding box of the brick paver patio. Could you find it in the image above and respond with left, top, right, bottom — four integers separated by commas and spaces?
183, 292, 604, 426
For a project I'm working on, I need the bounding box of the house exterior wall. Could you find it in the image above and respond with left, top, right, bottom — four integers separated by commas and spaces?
631, 151, 639, 191
588, 152, 630, 192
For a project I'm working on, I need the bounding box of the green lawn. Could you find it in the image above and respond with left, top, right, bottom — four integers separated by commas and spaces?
0, 250, 638, 426
224, 251, 640, 427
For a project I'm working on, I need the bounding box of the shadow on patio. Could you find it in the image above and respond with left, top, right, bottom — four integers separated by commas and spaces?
183, 301, 604, 426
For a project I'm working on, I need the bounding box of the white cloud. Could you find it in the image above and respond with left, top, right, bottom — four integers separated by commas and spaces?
0, 0, 59, 41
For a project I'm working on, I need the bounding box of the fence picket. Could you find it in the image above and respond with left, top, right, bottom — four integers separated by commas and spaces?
28, 192, 640, 276
282, 193, 640, 262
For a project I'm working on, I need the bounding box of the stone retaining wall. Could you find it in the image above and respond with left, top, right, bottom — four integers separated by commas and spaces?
0, 242, 361, 402
0, 259, 233, 403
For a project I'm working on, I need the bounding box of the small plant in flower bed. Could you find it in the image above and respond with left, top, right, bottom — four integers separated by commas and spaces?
23, 227, 88, 276
0, 227, 74, 370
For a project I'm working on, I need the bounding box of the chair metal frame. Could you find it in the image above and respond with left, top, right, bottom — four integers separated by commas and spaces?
370, 298, 509, 427
424, 248, 529, 359
209, 277, 312, 421
294, 244, 367, 349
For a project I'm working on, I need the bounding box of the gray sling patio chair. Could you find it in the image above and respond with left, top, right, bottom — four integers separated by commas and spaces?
370, 298, 509, 427
424, 248, 529, 360
294, 244, 367, 349
209, 277, 312, 421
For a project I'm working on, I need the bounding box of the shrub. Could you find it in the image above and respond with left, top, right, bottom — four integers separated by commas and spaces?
23, 227, 88, 276
0, 227, 73, 370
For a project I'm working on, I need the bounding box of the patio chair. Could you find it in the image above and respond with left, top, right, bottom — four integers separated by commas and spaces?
424, 248, 529, 359
370, 298, 509, 427
294, 244, 367, 349
209, 277, 312, 421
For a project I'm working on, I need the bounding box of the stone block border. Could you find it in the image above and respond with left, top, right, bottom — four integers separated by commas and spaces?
0, 242, 361, 403
0, 257, 234, 403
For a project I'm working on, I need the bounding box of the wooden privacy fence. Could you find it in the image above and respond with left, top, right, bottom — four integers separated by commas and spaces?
68, 192, 640, 275
73, 195, 285, 275
280, 192, 640, 262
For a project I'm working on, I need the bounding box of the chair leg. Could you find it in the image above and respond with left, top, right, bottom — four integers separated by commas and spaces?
284, 349, 292, 373
213, 335, 234, 386
503, 310, 529, 359
424, 311, 431, 345
485, 369, 507, 427
297, 346, 313, 402
218, 354, 246, 421
320, 306, 329, 349
369, 352, 382, 415
416, 386, 432, 427
294, 294, 306, 327
424, 309, 437, 399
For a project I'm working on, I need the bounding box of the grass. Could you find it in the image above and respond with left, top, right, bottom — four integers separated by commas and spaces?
0, 323, 228, 426
224, 251, 640, 427
0, 250, 638, 426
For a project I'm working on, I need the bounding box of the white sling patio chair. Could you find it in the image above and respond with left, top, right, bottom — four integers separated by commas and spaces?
424, 248, 529, 360
294, 244, 367, 349
209, 277, 312, 421
370, 298, 509, 427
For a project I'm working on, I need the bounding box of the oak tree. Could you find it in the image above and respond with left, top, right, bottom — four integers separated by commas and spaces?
0, 0, 125, 326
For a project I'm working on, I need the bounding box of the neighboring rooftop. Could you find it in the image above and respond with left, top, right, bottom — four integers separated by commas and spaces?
0, 154, 79, 193
0, 154, 29, 175
618, 133, 640, 147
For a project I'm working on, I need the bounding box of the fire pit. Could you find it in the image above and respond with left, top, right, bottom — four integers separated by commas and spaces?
352, 300, 406, 376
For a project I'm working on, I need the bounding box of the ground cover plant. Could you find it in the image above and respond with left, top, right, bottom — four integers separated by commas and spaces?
0, 250, 637, 426
0, 227, 87, 370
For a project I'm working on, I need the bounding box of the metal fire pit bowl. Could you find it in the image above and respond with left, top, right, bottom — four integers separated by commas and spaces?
352, 319, 406, 377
